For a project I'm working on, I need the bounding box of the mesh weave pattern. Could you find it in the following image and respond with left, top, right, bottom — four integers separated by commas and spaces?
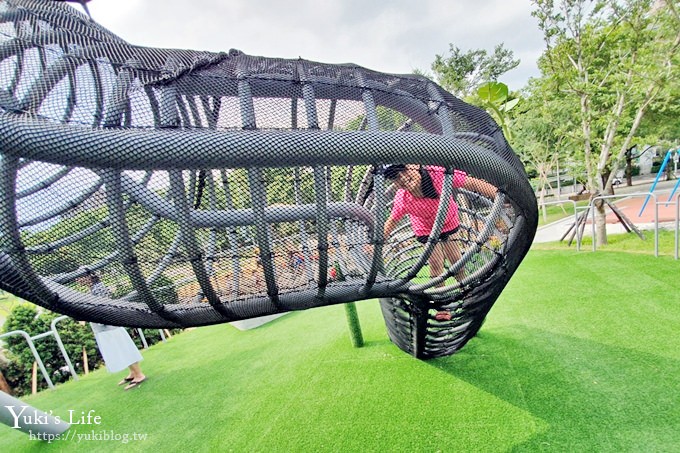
0, 0, 537, 358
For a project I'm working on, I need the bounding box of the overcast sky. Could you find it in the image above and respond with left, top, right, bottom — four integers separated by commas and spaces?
84, 1, 545, 90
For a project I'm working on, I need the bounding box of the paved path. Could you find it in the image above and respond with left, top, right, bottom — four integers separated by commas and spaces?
602, 193, 678, 224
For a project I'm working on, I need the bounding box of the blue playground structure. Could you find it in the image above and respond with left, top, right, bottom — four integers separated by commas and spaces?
639, 148, 680, 216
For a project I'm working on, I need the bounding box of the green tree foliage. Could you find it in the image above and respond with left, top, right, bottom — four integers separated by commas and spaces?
531, 0, 680, 244
21, 206, 111, 276
112, 274, 179, 305
344, 105, 415, 132
1, 304, 99, 396
636, 72, 680, 146
431, 44, 520, 98
512, 77, 582, 220
20, 200, 179, 277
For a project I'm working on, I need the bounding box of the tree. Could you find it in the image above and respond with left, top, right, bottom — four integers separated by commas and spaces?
635, 71, 680, 146
431, 44, 520, 98
532, 0, 680, 245
512, 77, 581, 221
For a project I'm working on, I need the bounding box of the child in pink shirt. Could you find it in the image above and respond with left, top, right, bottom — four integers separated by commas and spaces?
389, 165, 468, 242
383, 164, 497, 320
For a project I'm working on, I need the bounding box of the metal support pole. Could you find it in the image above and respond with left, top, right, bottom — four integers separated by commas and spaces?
675, 193, 679, 260
591, 193, 658, 254
655, 199, 659, 258
590, 199, 596, 252
136, 328, 149, 349
50, 316, 79, 381
0, 331, 54, 389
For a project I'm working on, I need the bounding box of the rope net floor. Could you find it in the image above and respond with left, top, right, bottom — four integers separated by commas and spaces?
0, 0, 537, 358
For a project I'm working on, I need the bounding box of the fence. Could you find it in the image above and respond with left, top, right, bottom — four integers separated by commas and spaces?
581, 191, 679, 259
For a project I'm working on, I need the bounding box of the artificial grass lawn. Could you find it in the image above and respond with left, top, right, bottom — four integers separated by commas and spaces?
1, 249, 680, 452
534, 228, 679, 257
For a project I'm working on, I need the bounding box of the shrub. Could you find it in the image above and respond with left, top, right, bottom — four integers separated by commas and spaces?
1, 304, 100, 396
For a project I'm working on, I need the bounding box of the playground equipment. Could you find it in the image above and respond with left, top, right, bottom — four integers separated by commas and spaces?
638, 149, 680, 217
665, 149, 680, 204
0, 0, 537, 359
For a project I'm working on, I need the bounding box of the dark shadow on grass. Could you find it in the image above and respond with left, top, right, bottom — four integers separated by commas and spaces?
428, 326, 680, 451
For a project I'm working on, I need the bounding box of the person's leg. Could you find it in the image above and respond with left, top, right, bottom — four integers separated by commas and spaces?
123, 362, 146, 390
128, 362, 145, 381
428, 244, 445, 281
441, 237, 465, 282
426, 243, 453, 321
118, 372, 134, 385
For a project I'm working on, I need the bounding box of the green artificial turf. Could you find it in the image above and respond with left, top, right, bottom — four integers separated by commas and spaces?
1, 249, 679, 452
534, 228, 679, 257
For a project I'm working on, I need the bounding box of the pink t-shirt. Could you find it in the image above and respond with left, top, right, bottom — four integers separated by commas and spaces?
390, 166, 467, 236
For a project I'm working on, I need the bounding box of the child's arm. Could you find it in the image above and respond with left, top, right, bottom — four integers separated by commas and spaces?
463, 176, 498, 198
383, 215, 399, 239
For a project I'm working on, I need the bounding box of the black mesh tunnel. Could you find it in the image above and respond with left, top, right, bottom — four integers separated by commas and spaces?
0, 0, 537, 359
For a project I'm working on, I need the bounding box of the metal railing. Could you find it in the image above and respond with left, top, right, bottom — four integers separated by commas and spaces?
51, 315, 79, 381
0, 330, 55, 389
587, 191, 680, 259
673, 193, 679, 260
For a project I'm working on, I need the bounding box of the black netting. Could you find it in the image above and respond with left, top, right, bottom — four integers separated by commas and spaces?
0, 0, 537, 358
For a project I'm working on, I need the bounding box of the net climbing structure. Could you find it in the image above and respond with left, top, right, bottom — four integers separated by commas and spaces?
0, 0, 537, 358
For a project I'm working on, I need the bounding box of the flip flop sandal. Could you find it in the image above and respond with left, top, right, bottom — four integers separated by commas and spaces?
118, 377, 134, 386
124, 378, 146, 390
